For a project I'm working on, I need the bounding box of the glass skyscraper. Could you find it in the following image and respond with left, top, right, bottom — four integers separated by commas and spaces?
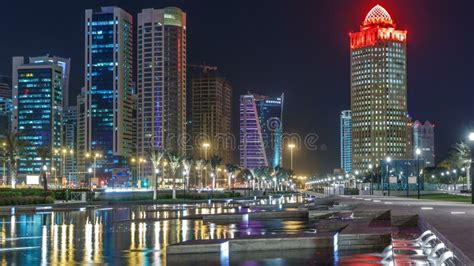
82, 7, 135, 179
340, 110, 352, 173
12, 57, 64, 176
240, 93, 284, 169
136, 7, 187, 157
350, 5, 409, 171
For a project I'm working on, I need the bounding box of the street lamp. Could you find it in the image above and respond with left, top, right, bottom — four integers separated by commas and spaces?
386, 156, 392, 197
86, 152, 102, 189
368, 164, 374, 195
469, 132, 474, 204
288, 143, 296, 170
416, 148, 421, 199
1, 142, 6, 185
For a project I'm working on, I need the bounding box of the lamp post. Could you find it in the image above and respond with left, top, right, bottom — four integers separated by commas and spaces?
368, 164, 374, 195
288, 143, 296, 170
1, 142, 6, 185
469, 132, 474, 204
86, 152, 102, 189
416, 148, 421, 199
386, 156, 392, 197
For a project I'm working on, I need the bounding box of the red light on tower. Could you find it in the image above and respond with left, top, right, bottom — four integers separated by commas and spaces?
349, 4, 407, 49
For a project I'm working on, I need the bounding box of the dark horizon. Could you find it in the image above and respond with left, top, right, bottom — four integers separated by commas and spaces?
1, 0, 473, 175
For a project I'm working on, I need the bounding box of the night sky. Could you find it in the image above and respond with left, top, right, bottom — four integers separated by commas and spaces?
1, 0, 473, 176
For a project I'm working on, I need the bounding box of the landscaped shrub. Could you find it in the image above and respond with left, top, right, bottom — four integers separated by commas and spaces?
0, 196, 54, 206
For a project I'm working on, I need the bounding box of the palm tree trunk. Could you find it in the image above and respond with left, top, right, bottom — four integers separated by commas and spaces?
153, 172, 158, 200
172, 172, 176, 199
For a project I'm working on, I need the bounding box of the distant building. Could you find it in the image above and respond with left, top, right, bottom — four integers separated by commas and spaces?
12, 56, 64, 176
413, 120, 435, 167
29, 55, 70, 107
350, 5, 409, 171
191, 73, 232, 163
0, 76, 12, 137
82, 7, 135, 179
63, 106, 77, 180
76, 88, 87, 182
136, 7, 187, 157
340, 110, 352, 173
406, 115, 414, 159
240, 93, 284, 169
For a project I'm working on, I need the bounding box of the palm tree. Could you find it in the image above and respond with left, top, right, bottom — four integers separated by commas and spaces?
195, 159, 207, 189
209, 155, 222, 193
182, 157, 193, 192
37, 147, 51, 190
225, 163, 240, 190
168, 152, 184, 199
149, 148, 167, 200
450, 142, 471, 189
0, 132, 28, 188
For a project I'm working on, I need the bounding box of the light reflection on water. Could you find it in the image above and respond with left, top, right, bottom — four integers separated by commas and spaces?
0, 195, 322, 265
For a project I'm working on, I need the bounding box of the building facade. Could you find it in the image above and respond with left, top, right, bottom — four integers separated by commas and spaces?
136, 7, 187, 158
350, 5, 409, 171
63, 106, 77, 180
240, 93, 284, 169
413, 120, 435, 167
83, 7, 135, 179
191, 74, 232, 163
340, 110, 352, 173
29, 55, 70, 107
0, 76, 12, 137
12, 57, 64, 176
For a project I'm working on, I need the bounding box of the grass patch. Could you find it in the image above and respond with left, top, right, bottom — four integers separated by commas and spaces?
410, 193, 471, 203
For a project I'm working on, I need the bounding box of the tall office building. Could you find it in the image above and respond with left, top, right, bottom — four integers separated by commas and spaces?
340, 110, 352, 173
350, 5, 408, 171
29, 55, 70, 107
63, 106, 77, 179
0, 76, 12, 137
12, 57, 64, 176
240, 93, 284, 169
76, 88, 87, 181
83, 7, 135, 179
191, 73, 232, 163
413, 120, 435, 167
137, 7, 187, 157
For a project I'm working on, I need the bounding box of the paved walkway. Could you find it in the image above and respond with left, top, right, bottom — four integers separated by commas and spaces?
315, 193, 474, 264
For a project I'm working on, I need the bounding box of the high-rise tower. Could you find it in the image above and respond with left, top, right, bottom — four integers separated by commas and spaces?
12, 57, 64, 176
350, 5, 408, 171
137, 8, 187, 157
240, 93, 284, 169
340, 110, 352, 173
413, 120, 435, 167
191, 71, 232, 163
83, 7, 134, 179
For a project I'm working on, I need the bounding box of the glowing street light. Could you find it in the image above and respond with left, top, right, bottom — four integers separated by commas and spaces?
202, 143, 210, 160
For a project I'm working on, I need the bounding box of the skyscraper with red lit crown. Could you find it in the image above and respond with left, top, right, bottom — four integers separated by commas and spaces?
350, 5, 408, 171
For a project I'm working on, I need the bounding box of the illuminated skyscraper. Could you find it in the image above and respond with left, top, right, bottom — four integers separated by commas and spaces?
137, 8, 187, 157
191, 72, 232, 163
63, 106, 77, 179
413, 120, 435, 167
240, 93, 284, 169
29, 55, 70, 107
350, 5, 408, 171
83, 7, 134, 178
12, 57, 64, 176
0, 76, 12, 137
340, 110, 352, 173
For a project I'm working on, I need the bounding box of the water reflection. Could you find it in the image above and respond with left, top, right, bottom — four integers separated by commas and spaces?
0, 195, 314, 265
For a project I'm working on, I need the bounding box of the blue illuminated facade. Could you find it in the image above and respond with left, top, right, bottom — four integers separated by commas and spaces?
12, 58, 63, 175
83, 7, 134, 180
340, 110, 352, 173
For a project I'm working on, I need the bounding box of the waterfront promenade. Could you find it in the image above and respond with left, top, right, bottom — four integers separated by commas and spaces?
305, 192, 474, 264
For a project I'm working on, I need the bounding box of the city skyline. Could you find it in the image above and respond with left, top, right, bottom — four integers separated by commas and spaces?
0, 0, 473, 175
